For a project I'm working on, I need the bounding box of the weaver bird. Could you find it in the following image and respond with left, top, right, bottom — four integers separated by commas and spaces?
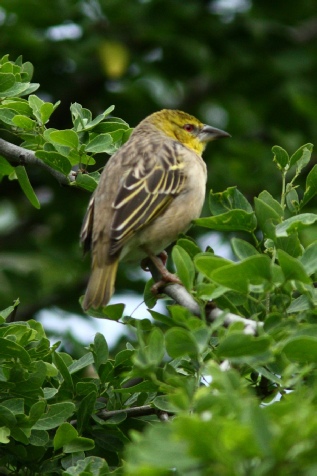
81, 109, 230, 310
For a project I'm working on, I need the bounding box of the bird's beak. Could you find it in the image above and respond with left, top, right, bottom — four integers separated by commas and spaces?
199, 125, 231, 142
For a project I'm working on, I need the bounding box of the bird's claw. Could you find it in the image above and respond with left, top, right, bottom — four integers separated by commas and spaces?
150, 273, 182, 296
141, 251, 182, 295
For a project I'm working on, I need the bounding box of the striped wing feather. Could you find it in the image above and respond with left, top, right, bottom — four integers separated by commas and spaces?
109, 144, 185, 255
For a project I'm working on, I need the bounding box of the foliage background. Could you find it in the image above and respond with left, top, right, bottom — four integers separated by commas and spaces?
1, 0, 317, 333
1, 1, 317, 475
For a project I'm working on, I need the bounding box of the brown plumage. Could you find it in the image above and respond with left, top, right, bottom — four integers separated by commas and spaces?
81, 109, 230, 310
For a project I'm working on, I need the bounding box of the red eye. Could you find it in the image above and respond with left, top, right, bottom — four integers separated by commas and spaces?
183, 124, 194, 132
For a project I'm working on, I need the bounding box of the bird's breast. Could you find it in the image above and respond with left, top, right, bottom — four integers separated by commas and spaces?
121, 152, 207, 262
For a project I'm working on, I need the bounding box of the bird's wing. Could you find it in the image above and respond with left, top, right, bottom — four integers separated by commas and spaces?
80, 194, 95, 254
109, 141, 186, 255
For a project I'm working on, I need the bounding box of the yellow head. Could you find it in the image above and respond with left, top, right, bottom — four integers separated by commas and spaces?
145, 109, 230, 155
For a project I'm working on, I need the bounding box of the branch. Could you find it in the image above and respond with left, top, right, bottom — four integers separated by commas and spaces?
98, 405, 156, 420
148, 261, 263, 335
71, 405, 170, 425
0, 137, 75, 186
290, 18, 317, 43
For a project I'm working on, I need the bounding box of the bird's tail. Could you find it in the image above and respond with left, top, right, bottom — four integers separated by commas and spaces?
82, 260, 119, 311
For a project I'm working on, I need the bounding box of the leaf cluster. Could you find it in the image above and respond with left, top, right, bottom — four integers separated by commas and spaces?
0, 56, 133, 204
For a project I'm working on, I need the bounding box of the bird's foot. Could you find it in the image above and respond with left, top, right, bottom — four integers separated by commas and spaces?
141, 251, 181, 295
150, 273, 182, 295
141, 250, 168, 272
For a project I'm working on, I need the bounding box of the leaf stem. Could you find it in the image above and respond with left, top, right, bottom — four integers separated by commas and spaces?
281, 170, 287, 209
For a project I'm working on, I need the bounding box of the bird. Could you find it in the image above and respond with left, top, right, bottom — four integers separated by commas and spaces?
81, 109, 230, 310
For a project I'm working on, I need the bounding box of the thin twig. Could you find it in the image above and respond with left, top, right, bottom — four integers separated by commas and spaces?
69, 405, 169, 426
98, 405, 157, 420
0, 137, 75, 185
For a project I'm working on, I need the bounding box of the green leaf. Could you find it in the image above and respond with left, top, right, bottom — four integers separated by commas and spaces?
176, 237, 201, 258
289, 143, 313, 170
114, 349, 134, 367
282, 336, 317, 363
67, 150, 85, 166
147, 327, 165, 364
275, 233, 302, 258
68, 352, 94, 374
17, 82, 40, 96
0, 156, 14, 180
194, 253, 232, 279
231, 238, 259, 260
2, 98, 32, 115
21, 61, 34, 81
172, 245, 195, 291
40, 102, 54, 124
165, 328, 198, 358
0, 299, 19, 320
93, 333, 109, 371
254, 196, 281, 239
209, 187, 254, 214
287, 295, 312, 313
196, 282, 228, 300
32, 402, 75, 430
149, 309, 174, 327
0, 54, 10, 65
86, 106, 115, 127
0, 405, 17, 428
0, 107, 16, 125
49, 129, 79, 149
12, 114, 36, 130
301, 164, 317, 208
28, 94, 43, 120
217, 333, 271, 361
286, 186, 299, 214
94, 119, 129, 134
143, 277, 158, 309
0, 156, 14, 177
300, 241, 317, 275
71, 103, 115, 131
35, 150, 72, 176
86, 111, 115, 129
125, 424, 196, 473
85, 133, 113, 153
29, 430, 49, 447
71, 102, 91, 130
1, 82, 38, 98
53, 352, 74, 393
275, 213, 317, 237
77, 391, 97, 435
76, 381, 98, 396
1, 398, 24, 415
196, 209, 257, 232
0, 427, 10, 444
0, 73, 15, 92
54, 422, 78, 451
83, 302, 125, 320
63, 456, 109, 475
29, 401, 46, 425
272, 145, 289, 169
0, 336, 31, 365
115, 381, 158, 397
258, 190, 284, 218
15, 165, 40, 209
75, 172, 99, 192
210, 255, 272, 293
63, 436, 95, 453
277, 250, 311, 284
